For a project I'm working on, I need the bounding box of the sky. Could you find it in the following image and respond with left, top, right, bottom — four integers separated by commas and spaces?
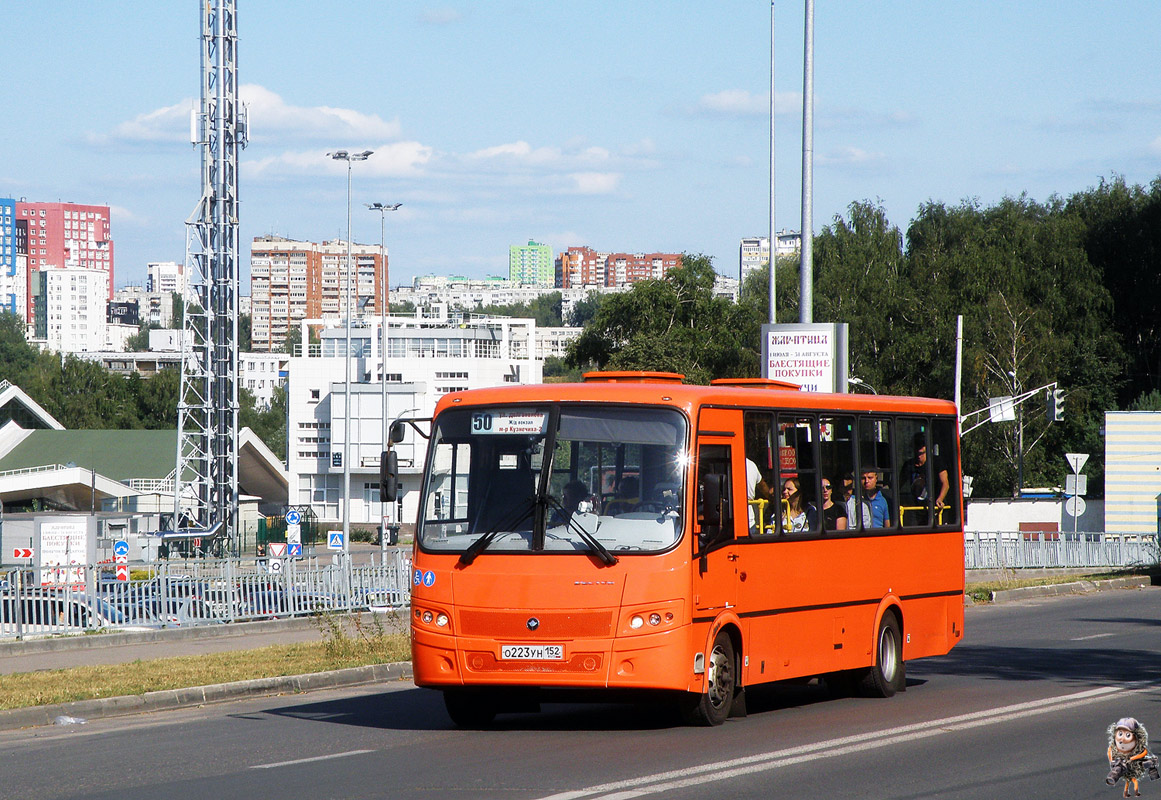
2, 1, 1160, 291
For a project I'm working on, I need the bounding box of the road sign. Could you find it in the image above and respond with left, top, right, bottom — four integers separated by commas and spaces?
285, 509, 302, 526
268, 542, 287, 557
12, 548, 33, 560
1065, 453, 1089, 473
269, 558, 284, 574
113, 540, 130, 558
288, 542, 302, 557
287, 523, 301, 545
115, 564, 129, 582
1065, 474, 1088, 497
327, 532, 344, 551
115, 554, 128, 565
1065, 495, 1087, 516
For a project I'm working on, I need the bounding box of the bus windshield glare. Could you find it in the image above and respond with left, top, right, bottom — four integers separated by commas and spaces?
418, 404, 688, 556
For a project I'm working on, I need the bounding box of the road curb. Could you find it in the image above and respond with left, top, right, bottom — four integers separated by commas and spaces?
989, 576, 1152, 604
0, 660, 414, 732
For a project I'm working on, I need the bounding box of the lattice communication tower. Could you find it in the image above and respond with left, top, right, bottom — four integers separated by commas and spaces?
175, 0, 248, 550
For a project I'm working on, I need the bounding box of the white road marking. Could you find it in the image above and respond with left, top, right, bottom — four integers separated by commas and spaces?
1071, 632, 1116, 641
536, 684, 1146, 799
250, 749, 375, 770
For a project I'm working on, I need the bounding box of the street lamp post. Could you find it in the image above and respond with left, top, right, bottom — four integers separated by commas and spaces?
365, 202, 402, 499
848, 376, 878, 395
327, 149, 373, 560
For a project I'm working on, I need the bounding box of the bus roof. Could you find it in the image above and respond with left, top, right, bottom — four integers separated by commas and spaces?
434, 372, 958, 418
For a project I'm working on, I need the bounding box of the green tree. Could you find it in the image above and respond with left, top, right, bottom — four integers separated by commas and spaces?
567, 291, 604, 327
240, 385, 287, 463
239, 313, 252, 351
1066, 176, 1161, 405
566, 255, 760, 384
476, 292, 563, 327
125, 324, 162, 352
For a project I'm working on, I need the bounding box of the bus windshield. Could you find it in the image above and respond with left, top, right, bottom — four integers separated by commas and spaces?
418, 404, 688, 556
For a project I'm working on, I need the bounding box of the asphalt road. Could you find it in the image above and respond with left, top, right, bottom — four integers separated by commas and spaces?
2, 587, 1160, 800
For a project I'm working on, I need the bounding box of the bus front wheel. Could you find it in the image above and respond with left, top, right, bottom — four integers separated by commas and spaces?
859, 612, 905, 698
443, 689, 498, 728
679, 631, 736, 726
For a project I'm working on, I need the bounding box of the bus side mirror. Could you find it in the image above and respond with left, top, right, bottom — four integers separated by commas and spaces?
380, 450, 399, 502
389, 421, 406, 444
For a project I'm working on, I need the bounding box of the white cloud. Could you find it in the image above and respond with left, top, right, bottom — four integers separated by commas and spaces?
817, 146, 885, 167
97, 100, 193, 144
1149, 136, 1161, 155
244, 140, 433, 179
466, 140, 611, 168
566, 172, 621, 195
109, 205, 144, 226
240, 84, 401, 142
92, 84, 401, 146
696, 89, 801, 116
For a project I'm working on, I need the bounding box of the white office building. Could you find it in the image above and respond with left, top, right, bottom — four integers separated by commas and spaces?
286, 309, 543, 530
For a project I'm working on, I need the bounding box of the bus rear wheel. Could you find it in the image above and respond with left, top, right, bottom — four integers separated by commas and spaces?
679, 631, 736, 726
443, 689, 498, 728
858, 612, 905, 698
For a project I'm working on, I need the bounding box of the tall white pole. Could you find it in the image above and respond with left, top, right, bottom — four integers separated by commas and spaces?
768, 0, 777, 325
799, 0, 814, 323
342, 159, 353, 559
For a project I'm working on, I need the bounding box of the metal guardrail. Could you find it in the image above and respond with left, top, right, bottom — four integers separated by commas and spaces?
965, 532, 1159, 570
0, 550, 412, 640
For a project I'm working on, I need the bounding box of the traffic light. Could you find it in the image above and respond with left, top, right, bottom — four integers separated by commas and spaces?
1046, 388, 1064, 422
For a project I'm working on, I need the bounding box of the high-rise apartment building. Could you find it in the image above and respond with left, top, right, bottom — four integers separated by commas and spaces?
739, 230, 802, 283
31, 265, 109, 354
15, 201, 114, 320
509, 240, 553, 286
556, 246, 608, 288
250, 236, 387, 353
605, 252, 682, 286
0, 199, 23, 319
147, 261, 189, 295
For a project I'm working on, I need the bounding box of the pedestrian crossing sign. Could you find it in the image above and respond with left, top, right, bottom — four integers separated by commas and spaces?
327, 532, 344, 550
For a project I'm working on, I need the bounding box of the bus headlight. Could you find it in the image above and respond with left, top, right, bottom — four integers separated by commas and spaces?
620, 601, 683, 636
413, 605, 453, 633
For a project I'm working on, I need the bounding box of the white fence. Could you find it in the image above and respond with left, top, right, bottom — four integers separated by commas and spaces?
0, 550, 412, 640
965, 532, 1159, 570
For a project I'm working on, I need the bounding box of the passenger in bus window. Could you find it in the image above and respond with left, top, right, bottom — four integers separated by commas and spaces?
820, 477, 847, 530
781, 478, 816, 533
861, 468, 892, 527
843, 472, 872, 529
551, 480, 590, 526
605, 476, 640, 515
746, 458, 773, 533
900, 434, 951, 524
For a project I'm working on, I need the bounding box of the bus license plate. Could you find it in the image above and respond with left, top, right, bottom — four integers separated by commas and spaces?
501, 644, 564, 661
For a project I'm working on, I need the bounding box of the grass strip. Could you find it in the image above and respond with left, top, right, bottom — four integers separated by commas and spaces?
965, 568, 1155, 604
0, 615, 410, 711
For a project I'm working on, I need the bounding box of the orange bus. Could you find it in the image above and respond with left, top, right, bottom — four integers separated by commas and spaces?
398, 371, 964, 726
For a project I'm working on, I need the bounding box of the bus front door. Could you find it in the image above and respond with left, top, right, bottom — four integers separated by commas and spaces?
693, 439, 739, 614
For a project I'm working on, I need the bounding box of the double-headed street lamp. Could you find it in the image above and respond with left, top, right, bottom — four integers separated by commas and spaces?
327, 149, 373, 558
365, 201, 402, 489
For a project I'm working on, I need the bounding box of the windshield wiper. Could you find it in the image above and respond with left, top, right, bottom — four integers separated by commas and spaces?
459, 498, 535, 567
545, 495, 619, 566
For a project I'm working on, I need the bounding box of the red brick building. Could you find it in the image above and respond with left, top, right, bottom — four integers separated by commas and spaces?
15, 202, 114, 319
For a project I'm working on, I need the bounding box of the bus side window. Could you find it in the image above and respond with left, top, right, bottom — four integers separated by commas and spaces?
857, 417, 896, 529
696, 444, 734, 547
931, 418, 959, 526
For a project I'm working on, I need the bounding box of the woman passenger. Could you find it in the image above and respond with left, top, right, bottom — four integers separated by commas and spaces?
820, 476, 848, 531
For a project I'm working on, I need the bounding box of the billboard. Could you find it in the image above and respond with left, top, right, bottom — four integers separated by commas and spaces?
761, 323, 848, 393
